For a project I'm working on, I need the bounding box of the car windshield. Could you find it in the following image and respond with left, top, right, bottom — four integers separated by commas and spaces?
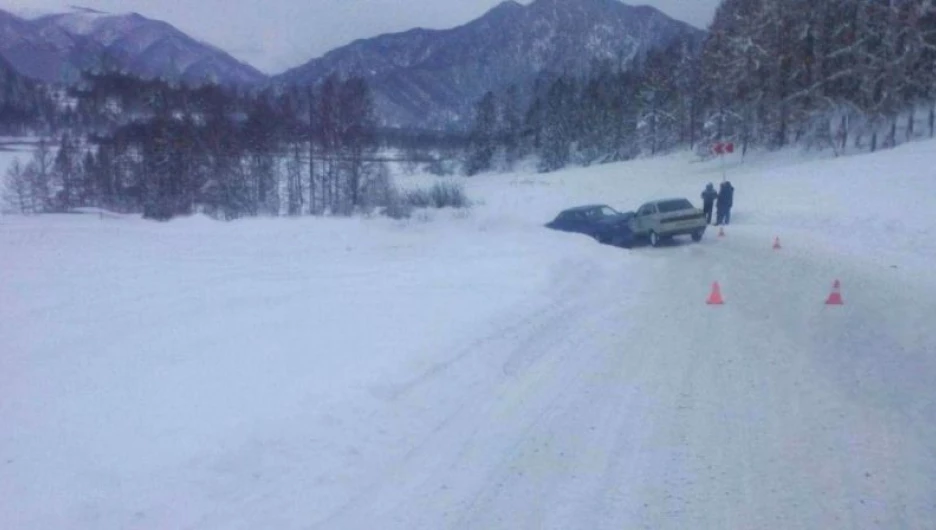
657, 199, 694, 213
594, 206, 620, 218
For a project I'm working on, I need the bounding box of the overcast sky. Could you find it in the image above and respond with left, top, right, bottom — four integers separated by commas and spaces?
5, 0, 720, 74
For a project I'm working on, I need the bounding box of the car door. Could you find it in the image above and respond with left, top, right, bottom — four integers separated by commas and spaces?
633, 203, 656, 234
569, 211, 593, 235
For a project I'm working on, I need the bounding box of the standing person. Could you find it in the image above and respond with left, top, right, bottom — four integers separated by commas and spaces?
701, 182, 718, 224
717, 180, 735, 225
715, 181, 727, 225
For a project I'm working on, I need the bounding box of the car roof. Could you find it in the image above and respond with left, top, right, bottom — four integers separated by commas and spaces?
563, 204, 611, 212
644, 198, 690, 205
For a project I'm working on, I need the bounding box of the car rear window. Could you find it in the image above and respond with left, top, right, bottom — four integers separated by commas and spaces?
657, 199, 694, 213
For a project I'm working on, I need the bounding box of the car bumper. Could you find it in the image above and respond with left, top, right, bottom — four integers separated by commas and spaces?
658, 225, 706, 237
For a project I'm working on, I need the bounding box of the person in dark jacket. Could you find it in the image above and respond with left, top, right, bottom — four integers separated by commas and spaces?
701, 182, 718, 224
716, 180, 735, 225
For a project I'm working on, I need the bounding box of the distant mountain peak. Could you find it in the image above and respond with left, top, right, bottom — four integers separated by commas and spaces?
276, 0, 704, 130
67, 6, 109, 15
41, 9, 122, 36
492, 1, 524, 11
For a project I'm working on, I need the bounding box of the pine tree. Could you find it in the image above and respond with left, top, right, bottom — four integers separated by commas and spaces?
537, 77, 577, 172
464, 91, 498, 176
500, 85, 523, 170
637, 46, 681, 155
577, 74, 612, 165
140, 121, 175, 220
917, 4, 936, 137
53, 133, 82, 210
90, 142, 116, 209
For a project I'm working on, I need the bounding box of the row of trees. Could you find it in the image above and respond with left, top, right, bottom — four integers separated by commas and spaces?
464, 37, 702, 175
702, 0, 936, 155
465, 0, 936, 174
4, 73, 389, 220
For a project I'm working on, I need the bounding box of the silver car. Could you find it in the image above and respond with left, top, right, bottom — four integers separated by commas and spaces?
630, 198, 707, 247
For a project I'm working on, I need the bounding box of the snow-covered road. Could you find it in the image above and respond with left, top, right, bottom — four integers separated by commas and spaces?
312, 228, 936, 529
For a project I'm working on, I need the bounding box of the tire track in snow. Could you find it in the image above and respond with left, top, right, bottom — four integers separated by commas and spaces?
368, 254, 606, 403
310, 252, 659, 529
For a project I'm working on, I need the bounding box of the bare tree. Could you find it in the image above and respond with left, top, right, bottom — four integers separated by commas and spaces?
3, 158, 34, 213
337, 77, 377, 212
317, 75, 341, 213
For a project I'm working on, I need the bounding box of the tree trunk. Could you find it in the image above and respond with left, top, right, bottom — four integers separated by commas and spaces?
307, 88, 317, 215
325, 156, 332, 214
777, 103, 788, 148
291, 141, 303, 216
839, 115, 848, 154
906, 108, 914, 142
688, 99, 696, 149
929, 105, 934, 138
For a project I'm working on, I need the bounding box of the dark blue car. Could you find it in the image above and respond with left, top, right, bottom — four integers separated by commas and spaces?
545, 204, 636, 247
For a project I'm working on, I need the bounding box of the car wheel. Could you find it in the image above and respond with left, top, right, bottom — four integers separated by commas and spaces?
649, 231, 660, 247
691, 230, 703, 242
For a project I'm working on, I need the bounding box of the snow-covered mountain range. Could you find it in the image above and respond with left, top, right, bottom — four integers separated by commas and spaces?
0, 7, 265, 86
275, 0, 705, 129
1, 0, 704, 128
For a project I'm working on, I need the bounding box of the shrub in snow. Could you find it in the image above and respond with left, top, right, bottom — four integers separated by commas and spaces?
404, 181, 470, 210
379, 181, 470, 219
429, 181, 469, 209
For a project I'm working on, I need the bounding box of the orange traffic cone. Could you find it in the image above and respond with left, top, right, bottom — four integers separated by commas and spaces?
706, 281, 724, 305
825, 280, 844, 305
773, 236, 781, 249
718, 226, 725, 237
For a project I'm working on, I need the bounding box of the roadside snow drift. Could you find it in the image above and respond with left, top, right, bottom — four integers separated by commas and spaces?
2, 140, 936, 529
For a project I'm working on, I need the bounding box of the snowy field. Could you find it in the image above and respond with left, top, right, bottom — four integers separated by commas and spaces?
2, 140, 936, 529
